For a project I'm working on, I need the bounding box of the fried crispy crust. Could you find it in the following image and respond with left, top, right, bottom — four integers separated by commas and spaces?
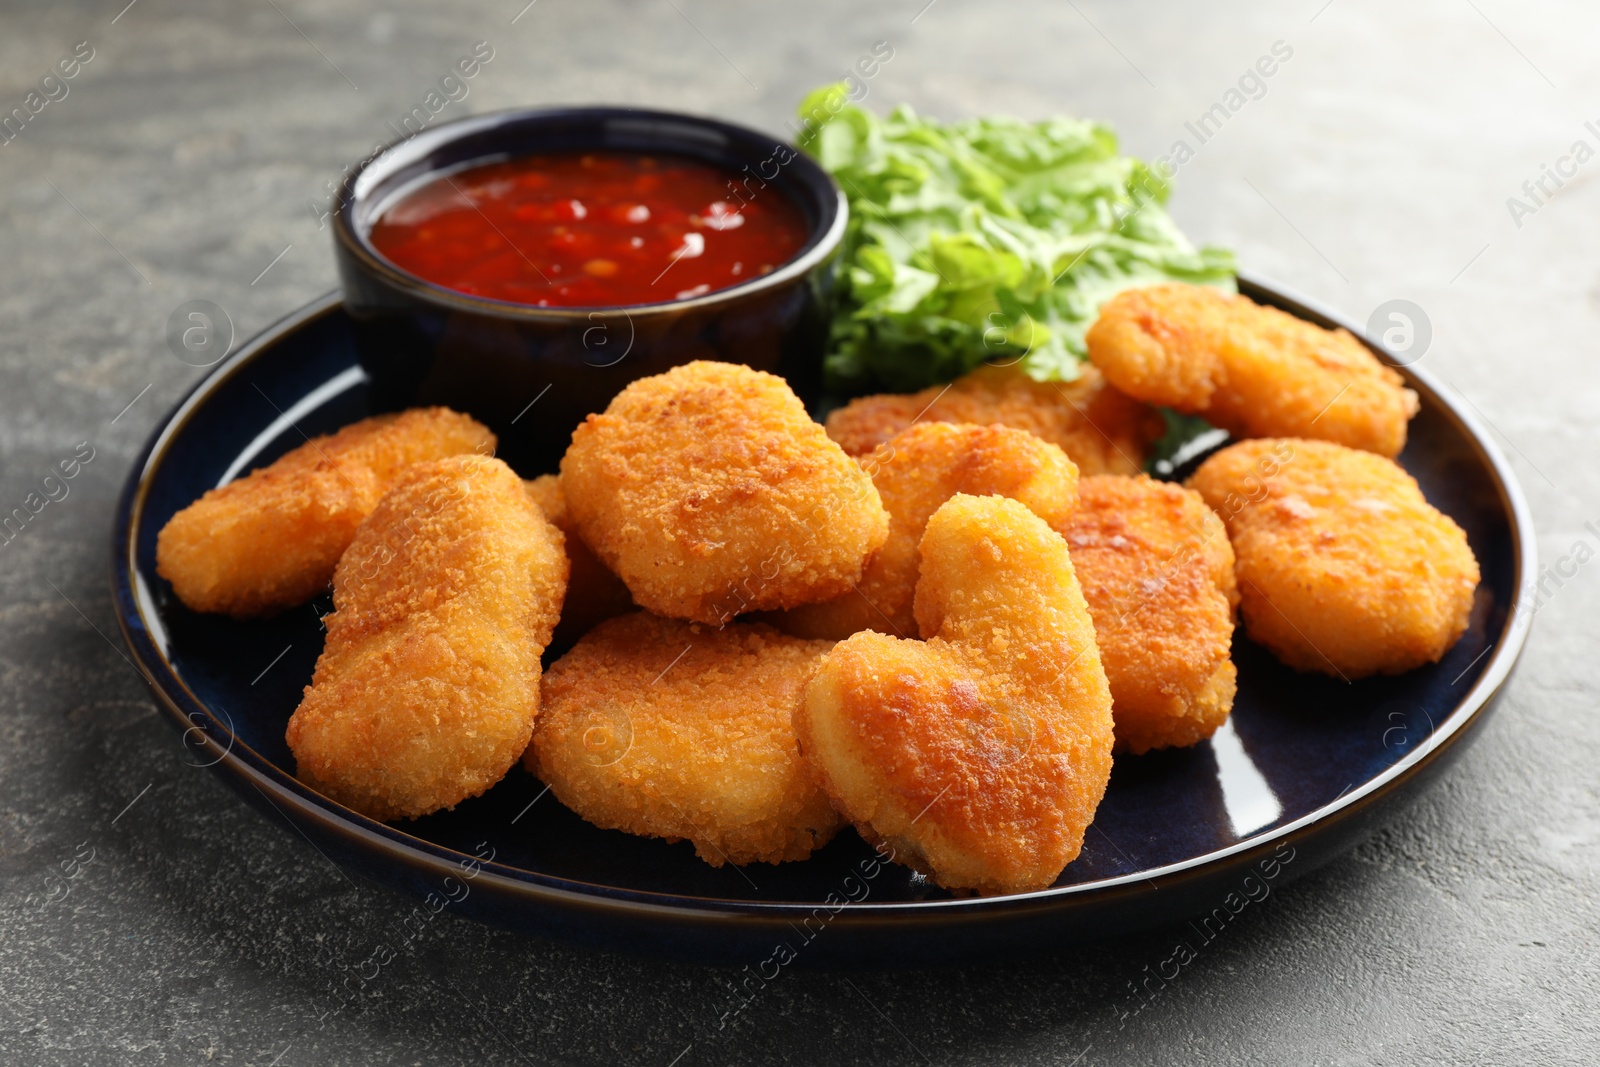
286, 455, 567, 821
524, 474, 635, 647
1086, 283, 1419, 457
156, 407, 494, 618
560, 361, 890, 625
776, 422, 1079, 641
824, 363, 1163, 475
1188, 438, 1479, 679
796, 495, 1114, 896
529, 613, 843, 866
1057, 475, 1238, 755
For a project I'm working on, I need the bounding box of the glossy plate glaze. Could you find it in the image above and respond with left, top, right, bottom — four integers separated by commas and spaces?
111, 274, 1534, 967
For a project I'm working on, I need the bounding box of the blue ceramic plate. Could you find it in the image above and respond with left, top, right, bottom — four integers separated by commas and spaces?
111, 275, 1534, 966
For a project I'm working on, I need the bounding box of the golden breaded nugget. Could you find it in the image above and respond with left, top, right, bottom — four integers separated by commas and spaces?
560, 361, 889, 625
777, 422, 1078, 641
524, 474, 635, 647
1057, 475, 1238, 755
529, 613, 843, 866
1188, 438, 1479, 679
1087, 283, 1419, 457
797, 495, 1114, 896
286, 455, 567, 821
156, 407, 494, 618
824, 363, 1163, 475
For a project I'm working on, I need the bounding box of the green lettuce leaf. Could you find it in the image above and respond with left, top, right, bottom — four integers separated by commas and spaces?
796, 84, 1236, 392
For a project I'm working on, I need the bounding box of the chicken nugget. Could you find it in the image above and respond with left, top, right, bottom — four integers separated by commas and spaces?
797, 495, 1114, 896
1188, 438, 1479, 679
286, 455, 567, 821
524, 474, 635, 647
1057, 475, 1238, 754
777, 422, 1078, 641
560, 360, 889, 625
1087, 283, 1419, 457
156, 407, 494, 618
824, 363, 1163, 475
528, 612, 843, 866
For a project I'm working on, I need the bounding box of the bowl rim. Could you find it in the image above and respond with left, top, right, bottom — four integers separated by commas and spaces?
330, 104, 849, 320
110, 273, 1537, 922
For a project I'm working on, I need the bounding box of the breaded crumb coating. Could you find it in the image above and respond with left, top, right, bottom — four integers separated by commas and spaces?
797, 495, 1115, 896
1057, 475, 1238, 754
823, 363, 1163, 476
529, 612, 843, 866
286, 455, 567, 821
560, 361, 889, 625
156, 407, 494, 618
777, 422, 1078, 641
1188, 438, 1479, 679
524, 474, 635, 647
1087, 283, 1419, 458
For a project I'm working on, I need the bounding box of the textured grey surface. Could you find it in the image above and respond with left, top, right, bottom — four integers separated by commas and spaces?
1, 1, 1596, 1063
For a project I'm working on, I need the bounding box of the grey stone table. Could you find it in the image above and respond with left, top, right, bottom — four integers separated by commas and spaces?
2, 1, 1596, 1063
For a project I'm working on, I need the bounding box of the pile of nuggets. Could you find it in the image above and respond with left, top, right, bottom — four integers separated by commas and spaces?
156, 282, 1481, 896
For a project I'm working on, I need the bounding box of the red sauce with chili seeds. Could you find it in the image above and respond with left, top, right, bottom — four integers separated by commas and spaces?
368, 152, 809, 308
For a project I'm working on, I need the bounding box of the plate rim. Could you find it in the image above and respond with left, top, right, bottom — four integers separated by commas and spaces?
109, 274, 1538, 922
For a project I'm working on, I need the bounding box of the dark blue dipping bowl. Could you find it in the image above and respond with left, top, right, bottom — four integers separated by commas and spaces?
331, 106, 847, 472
